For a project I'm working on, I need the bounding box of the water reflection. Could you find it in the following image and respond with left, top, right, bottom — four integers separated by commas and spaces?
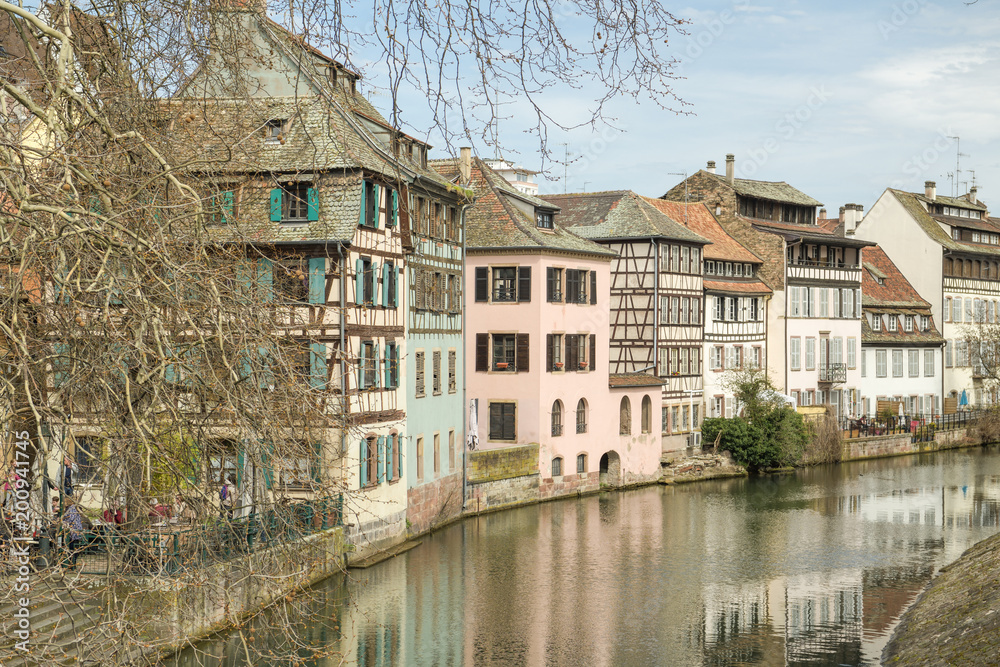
170, 447, 1000, 666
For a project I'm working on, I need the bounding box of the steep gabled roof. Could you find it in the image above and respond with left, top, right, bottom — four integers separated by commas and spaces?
431, 158, 615, 257
889, 189, 1000, 257
667, 170, 822, 207
541, 191, 709, 245
862, 245, 930, 308
644, 198, 759, 263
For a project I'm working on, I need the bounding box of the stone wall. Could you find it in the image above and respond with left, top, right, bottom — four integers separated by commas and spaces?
345, 508, 407, 561
406, 472, 463, 535
540, 471, 599, 498
467, 443, 539, 482
841, 428, 972, 461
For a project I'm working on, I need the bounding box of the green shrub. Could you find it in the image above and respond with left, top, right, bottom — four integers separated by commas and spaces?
703, 407, 809, 471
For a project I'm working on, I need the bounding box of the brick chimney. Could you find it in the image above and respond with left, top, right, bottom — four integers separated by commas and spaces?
725, 154, 735, 185
459, 147, 472, 185
925, 180, 936, 201
970, 186, 978, 205
819, 208, 827, 219
706, 160, 716, 175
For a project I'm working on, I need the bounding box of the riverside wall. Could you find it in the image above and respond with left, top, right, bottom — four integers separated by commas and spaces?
840, 427, 972, 462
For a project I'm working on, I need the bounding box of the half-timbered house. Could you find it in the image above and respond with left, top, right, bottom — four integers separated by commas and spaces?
648, 199, 772, 424
543, 191, 711, 452
460, 158, 663, 494
662, 156, 872, 418
165, 3, 467, 557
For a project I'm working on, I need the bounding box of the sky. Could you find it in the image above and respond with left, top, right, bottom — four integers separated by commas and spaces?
357, 0, 1000, 214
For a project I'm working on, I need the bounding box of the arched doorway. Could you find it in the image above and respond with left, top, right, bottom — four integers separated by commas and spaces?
599, 450, 621, 487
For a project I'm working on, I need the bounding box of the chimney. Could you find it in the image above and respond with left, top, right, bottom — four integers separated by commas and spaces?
706, 160, 716, 175
843, 203, 864, 234
970, 186, 978, 205
819, 208, 827, 219
459, 147, 472, 185
725, 154, 735, 185
839, 206, 846, 223
925, 180, 936, 201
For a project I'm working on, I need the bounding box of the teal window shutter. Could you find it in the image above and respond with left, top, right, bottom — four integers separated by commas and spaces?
355, 258, 364, 305
308, 258, 325, 304
258, 345, 273, 388
53, 342, 70, 388
310, 341, 326, 390
373, 343, 381, 388
382, 264, 390, 307
307, 187, 319, 221
359, 440, 367, 488
165, 344, 178, 384
393, 345, 400, 387
377, 436, 385, 483
358, 344, 367, 389
222, 191, 234, 222
372, 262, 381, 307
386, 435, 394, 482
393, 268, 399, 308
236, 448, 245, 489
270, 188, 282, 222
373, 184, 381, 229
358, 181, 367, 227
390, 189, 398, 227
258, 258, 273, 303
383, 344, 392, 388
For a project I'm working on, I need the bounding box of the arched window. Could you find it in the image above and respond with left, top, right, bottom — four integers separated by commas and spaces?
551, 457, 563, 477
576, 399, 588, 433
551, 400, 563, 437
641, 395, 652, 433
576, 453, 587, 474
619, 397, 632, 435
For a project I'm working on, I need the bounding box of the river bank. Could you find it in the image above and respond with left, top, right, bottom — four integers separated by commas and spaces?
883, 530, 1000, 666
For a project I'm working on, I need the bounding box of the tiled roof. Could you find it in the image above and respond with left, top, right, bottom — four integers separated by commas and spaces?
929, 214, 1000, 234
703, 279, 772, 295
608, 372, 666, 388
541, 191, 710, 245
644, 197, 760, 263
431, 158, 616, 257
861, 316, 944, 346
698, 171, 822, 206
817, 217, 844, 235
861, 245, 929, 308
747, 217, 874, 247
890, 189, 1000, 257
912, 190, 987, 212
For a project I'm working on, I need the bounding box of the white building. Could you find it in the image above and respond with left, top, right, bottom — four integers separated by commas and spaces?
482, 158, 539, 196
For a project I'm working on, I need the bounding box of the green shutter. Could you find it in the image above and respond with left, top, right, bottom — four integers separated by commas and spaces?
258, 345, 273, 388
373, 343, 381, 388
221, 191, 234, 222
165, 344, 178, 384
382, 264, 389, 307
393, 269, 400, 308
358, 181, 367, 227
257, 258, 273, 303
384, 344, 392, 388
377, 436, 385, 483
393, 345, 400, 387
386, 435, 394, 482
307, 187, 319, 221
308, 258, 325, 304
236, 448, 245, 489
390, 189, 398, 227
359, 440, 367, 488
373, 184, 381, 229
310, 341, 326, 390
270, 188, 282, 221
355, 258, 364, 305
372, 262, 381, 307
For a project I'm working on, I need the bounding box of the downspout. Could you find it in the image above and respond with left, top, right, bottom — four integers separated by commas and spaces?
652, 238, 660, 373
338, 244, 348, 458
460, 200, 473, 512
784, 243, 789, 395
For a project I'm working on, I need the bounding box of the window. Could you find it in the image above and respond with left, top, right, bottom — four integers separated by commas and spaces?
861, 349, 867, 377
909, 350, 919, 377
790, 337, 801, 371
711, 346, 723, 371
383, 263, 397, 308
265, 118, 284, 143
952, 298, 961, 322
892, 349, 903, 377
750, 298, 760, 321
551, 457, 563, 477
356, 257, 374, 305
551, 400, 563, 436
385, 341, 400, 388
805, 337, 815, 371
619, 397, 631, 435
536, 211, 554, 229
449, 430, 456, 471
492, 334, 516, 371
74, 437, 102, 484
416, 436, 424, 481
359, 340, 377, 389
273, 182, 317, 222
714, 296, 724, 322
415, 351, 425, 397
905, 315, 913, 332
789, 286, 800, 317
547, 267, 563, 302
577, 454, 587, 474
945, 340, 953, 367
670, 245, 680, 272
566, 269, 590, 304
876, 349, 887, 377
489, 402, 516, 440
966, 298, 973, 322
576, 399, 588, 433
921, 315, 930, 331
641, 395, 652, 433
848, 338, 856, 369
888, 315, 898, 330
706, 261, 715, 275
924, 349, 935, 377
360, 436, 377, 486
448, 350, 457, 393
432, 350, 442, 395
547, 334, 563, 371
492, 267, 517, 302
872, 315, 881, 331
433, 433, 440, 475
752, 347, 762, 369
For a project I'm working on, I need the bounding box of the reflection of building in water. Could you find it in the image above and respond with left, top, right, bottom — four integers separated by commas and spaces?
860, 487, 942, 526
779, 571, 864, 666
856, 483, 1000, 532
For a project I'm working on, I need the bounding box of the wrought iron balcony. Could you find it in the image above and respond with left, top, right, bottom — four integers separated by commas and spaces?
818, 363, 847, 383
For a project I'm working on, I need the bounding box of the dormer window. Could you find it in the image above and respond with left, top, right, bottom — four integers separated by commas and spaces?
888, 316, 897, 332
872, 315, 881, 331
536, 211, 553, 229
952, 228, 961, 241
265, 119, 285, 144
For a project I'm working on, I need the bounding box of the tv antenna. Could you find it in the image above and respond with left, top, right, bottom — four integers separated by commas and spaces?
947, 136, 968, 197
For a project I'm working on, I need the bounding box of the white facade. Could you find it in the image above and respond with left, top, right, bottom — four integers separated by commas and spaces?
858, 342, 940, 416
704, 291, 768, 418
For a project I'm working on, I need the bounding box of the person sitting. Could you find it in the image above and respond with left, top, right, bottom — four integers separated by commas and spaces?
149, 498, 171, 522
62, 498, 85, 568
102, 502, 124, 529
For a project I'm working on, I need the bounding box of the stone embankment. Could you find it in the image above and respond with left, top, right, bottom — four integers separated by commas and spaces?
659, 452, 747, 484
884, 531, 1000, 666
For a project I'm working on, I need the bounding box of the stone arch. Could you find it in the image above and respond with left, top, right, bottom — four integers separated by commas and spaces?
599, 450, 621, 487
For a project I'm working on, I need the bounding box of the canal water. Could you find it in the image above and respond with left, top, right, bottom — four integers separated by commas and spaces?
171, 446, 1000, 666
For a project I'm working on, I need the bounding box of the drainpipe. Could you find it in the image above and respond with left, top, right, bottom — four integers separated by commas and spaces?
460, 200, 473, 512
338, 244, 348, 458
652, 238, 660, 373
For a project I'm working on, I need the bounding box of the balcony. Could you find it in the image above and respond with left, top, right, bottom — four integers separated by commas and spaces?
551, 424, 563, 437
818, 363, 847, 384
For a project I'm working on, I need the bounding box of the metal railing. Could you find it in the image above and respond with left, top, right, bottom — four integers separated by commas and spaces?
838, 411, 981, 442
551, 424, 562, 436
576, 422, 587, 434
492, 286, 516, 302
788, 259, 860, 269
819, 363, 847, 383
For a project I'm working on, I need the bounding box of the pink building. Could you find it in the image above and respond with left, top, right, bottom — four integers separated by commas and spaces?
450, 156, 664, 495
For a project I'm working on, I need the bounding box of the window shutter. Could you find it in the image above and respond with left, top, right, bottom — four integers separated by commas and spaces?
307, 187, 319, 221
377, 436, 386, 483
386, 436, 394, 482
393, 268, 400, 308
373, 184, 381, 228
546, 267, 555, 302
475, 267, 488, 302
310, 342, 326, 390
359, 440, 367, 488
393, 345, 400, 387
566, 334, 578, 370
373, 343, 381, 388
372, 261, 381, 307
590, 271, 597, 305
390, 189, 398, 227
518, 266, 531, 302
270, 188, 282, 221
589, 334, 596, 371
164, 344, 178, 384
355, 258, 364, 305
516, 333, 529, 372
382, 264, 390, 307
546, 334, 553, 372
308, 258, 324, 304
384, 344, 392, 388
358, 181, 367, 227
222, 190, 234, 222
476, 333, 489, 372
258, 258, 273, 303
358, 344, 367, 389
